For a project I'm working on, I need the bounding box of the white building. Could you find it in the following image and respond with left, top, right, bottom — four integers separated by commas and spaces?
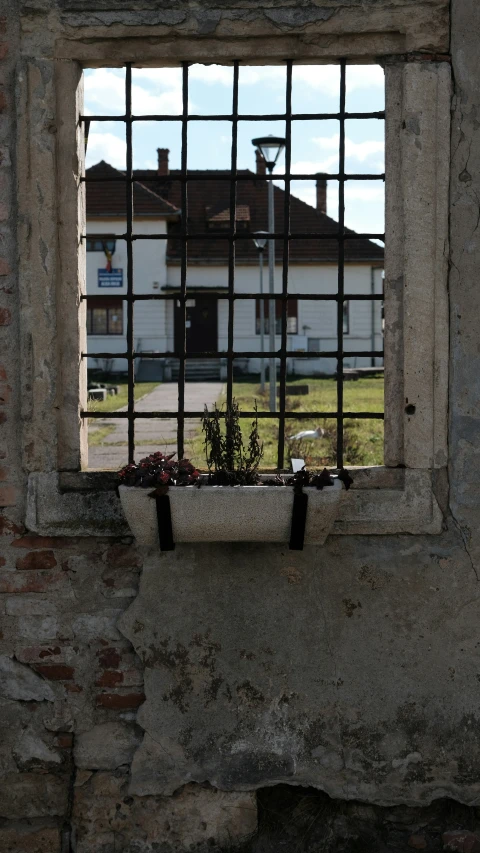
86, 151, 384, 379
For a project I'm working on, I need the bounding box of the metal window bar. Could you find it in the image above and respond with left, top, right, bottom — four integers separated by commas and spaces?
125, 64, 135, 463
336, 60, 347, 468
80, 61, 385, 470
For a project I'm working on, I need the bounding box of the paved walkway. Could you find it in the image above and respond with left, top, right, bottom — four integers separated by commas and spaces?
88, 382, 224, 470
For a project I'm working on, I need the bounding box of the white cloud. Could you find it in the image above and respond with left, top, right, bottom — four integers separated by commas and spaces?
85, 132, 126, 169
291, 157, 338, 174
313, 133, 384, 163
186, 63, 383, 98
84, 68, 188, 116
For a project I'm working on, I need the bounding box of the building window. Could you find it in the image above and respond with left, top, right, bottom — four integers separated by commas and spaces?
86, 297, 123, 335
86, 236, 116, 253
255, 298, 298, 335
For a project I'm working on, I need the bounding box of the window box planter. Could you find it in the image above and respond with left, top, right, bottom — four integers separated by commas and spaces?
118, 478, 346, 548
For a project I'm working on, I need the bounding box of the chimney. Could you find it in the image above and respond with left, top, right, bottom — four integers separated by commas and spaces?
316, 174, 327, 214
157, 148, 170, 176
255, 148, 266, 176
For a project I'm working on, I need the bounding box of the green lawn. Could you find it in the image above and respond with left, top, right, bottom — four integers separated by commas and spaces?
86, 381, 160, 415
188, 376, 384, 470
87, 382, 161, 448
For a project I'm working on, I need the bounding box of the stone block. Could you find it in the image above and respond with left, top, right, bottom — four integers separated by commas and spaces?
0, 570, 67, 594
0, 654, 55, 701
17, 616, 59, 641
0, 773, 68, 819
13, 730, 63, 771
0, 823, 61, 853
5, 596, 57, 616
74, 722, 141, 770
73, 773, 257, 852
72, 611, 124, 641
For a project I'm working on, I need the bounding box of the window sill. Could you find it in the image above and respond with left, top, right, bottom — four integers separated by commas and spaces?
25, 468, 443, 539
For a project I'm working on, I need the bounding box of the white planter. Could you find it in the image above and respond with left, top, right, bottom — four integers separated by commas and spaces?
118, 479, 345, 546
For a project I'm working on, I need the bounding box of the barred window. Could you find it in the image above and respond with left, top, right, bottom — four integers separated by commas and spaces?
255, 298, 298, 335
86, 297, 123, 335
82, 61, 385, 471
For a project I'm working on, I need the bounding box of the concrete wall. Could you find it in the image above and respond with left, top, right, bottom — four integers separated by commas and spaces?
4, 0, 480, 851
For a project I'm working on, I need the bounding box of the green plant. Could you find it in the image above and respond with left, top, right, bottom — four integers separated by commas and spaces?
202, 399, 264, 485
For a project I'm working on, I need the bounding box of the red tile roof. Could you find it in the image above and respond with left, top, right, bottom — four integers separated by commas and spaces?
86, 162, 384, 264
86, 161, 180, 217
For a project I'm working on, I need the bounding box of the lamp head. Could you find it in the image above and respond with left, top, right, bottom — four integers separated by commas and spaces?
251, 135, 286, 170
253, 230, 268, 251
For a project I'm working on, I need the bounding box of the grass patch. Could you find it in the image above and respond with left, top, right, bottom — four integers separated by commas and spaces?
87, 381, 160, 415
87, 425, 117, 447
188, 376, 384, 470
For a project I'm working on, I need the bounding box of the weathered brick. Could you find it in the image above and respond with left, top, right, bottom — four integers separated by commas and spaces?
0, 306, 11, 325
0, 259, 9, 276
0, 485, 15, 507
0, 91, 6, 112
443, 831, 480, 853
16, 645, 62, 663
0, 570, 66, 594
0, 384, 10, 405
56, 733, 74, 749
32, 664, 74, 681
0, 44, 8, 62
0, 465, 7, 479
16, 551, 57, 571
64, 683, 83, 693
96, 692, 145, 710
96, 647, 121, 669
104, 543, 142, 570
0, 824, 61, 853
95, 670, 123, 688
12, 535, 75, 550
121, 668, 144, 688
0, 515, 24, 536
0, 18, 6, 36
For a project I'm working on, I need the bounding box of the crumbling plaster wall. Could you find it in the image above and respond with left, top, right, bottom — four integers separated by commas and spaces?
1, 0, 480, 851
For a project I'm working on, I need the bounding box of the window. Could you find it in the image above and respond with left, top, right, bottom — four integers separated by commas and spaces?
81, 61, 385, 470
86, 236, 116, 253
86, 297, 123, 335
21, 18, 451, 535
256, 298, 298, 335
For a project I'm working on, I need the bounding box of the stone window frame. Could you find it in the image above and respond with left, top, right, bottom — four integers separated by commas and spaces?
19, 28, 450, 538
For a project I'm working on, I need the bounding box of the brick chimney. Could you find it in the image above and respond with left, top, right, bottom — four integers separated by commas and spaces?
316, 174, 327, 214
157, 148, 170, 176
255, 148, 266, 176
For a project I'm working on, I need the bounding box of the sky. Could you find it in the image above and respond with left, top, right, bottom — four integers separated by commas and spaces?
84, 64, 385, 236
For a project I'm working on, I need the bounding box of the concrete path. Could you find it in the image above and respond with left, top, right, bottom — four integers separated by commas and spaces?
88, 381, 224, 470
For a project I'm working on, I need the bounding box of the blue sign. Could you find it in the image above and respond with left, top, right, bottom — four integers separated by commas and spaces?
98, 268, 123, 288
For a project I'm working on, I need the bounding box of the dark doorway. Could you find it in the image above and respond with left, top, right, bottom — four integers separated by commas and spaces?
174, 294, 218, 353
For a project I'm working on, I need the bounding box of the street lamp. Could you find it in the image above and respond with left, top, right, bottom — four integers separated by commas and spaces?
253, 231, 268, 393
252, 135, 286, 412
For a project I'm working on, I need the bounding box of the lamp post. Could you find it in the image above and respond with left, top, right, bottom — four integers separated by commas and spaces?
252, 135, 286, 412
253, 231, 268, 393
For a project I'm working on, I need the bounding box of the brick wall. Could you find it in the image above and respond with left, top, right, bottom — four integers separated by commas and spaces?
4, 0, 480, 850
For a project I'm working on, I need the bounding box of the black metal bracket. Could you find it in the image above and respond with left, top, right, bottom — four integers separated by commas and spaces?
155, 493, 175, 551
289, 485, 308, 551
